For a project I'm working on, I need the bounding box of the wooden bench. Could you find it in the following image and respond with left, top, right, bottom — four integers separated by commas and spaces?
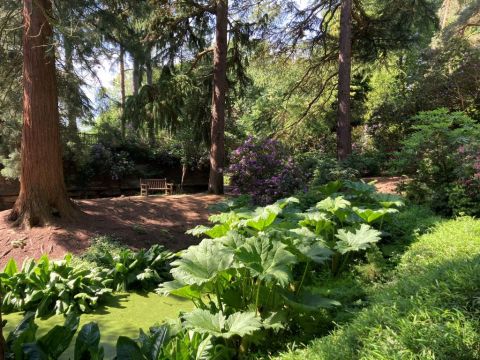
140, 179, 174, 196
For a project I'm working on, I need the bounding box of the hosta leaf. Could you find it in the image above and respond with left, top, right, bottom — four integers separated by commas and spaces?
116, 336, 144, 360
138, 326, 169, 360
6, 312, 38, 360
3, 258, 18, 276
170, 239, 234, 286
25, 290, 44, 305
335, 224, 382, 254
22, 343, 49, 360
235, 236, 296, 287
36, 314, 79, 358
183, 310, 262, 339
74, 322, 104, 360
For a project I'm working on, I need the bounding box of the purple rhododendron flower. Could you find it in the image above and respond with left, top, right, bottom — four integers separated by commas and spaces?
228, 137, 304, 205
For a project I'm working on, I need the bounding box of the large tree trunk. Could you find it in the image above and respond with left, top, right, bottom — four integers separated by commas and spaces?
336, 0, 353, 161
63, 35, 79, 139
120, 44, 126, 139
208, 0, 228, 195
146, 55, 155, 146
9, 0, 77, 228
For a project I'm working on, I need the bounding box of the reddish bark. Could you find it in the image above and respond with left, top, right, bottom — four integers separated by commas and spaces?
9, 0, 77, 228
120, 44, 126, 139
208, 0, 228, 195
336, 0, 353, 161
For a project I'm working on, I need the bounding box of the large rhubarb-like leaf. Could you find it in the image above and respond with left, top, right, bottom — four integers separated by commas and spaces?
335, 224, 382, 254
170, 239, 234, 286
235, 236, 296, 286
183, 309, 262, 339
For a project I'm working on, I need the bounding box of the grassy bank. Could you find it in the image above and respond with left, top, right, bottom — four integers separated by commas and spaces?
278, 217, 480, 360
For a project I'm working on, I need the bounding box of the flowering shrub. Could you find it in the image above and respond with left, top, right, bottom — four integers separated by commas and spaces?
228, 137, 303, 204
394, 109, 480, 216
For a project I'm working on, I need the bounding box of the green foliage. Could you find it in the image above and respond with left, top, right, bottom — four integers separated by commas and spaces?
183, 309, 262, 339
0, 255, 112, 317
334, 225, 382, 255
81, 237, 174, 291
5, 313, 104, 360
159, 181, 404, 354
90, 245, 174, 292
296, 152, 360, 187
0, 149, 20, 180
394, 109, 480, 215
0, 241, 174, 316
74, 322, 105, 360
115, 323, 232, 360
277, 217, 480, 360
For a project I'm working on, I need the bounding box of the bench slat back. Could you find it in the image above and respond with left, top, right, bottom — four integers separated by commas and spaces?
141, 178, 167, 189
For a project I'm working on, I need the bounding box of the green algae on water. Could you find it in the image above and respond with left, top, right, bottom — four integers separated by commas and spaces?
3, 292, 193, 359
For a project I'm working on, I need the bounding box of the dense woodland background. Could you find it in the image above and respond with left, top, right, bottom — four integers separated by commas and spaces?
0, 1, 479, 358
0, 0, 479, 215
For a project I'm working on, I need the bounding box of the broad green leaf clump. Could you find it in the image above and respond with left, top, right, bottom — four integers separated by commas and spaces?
335, 225, 382, 254
160, 181, 403, 355
0, 242, 174, 316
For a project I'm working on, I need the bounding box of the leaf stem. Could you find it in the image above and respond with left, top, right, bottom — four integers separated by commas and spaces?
297, 261, 310, 295
215, 281, 224, 313
255, 279, 262, 316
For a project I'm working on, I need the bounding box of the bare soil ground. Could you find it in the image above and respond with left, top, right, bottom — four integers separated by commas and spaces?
363, 176, 404, 194
0, 194, 223, 267
0, 177, 404, 268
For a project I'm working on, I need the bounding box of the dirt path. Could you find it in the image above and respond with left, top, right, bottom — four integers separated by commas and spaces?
0, 194, 223, 267
363, 176, 403, 194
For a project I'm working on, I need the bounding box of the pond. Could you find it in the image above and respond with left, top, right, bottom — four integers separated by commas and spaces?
3, 292, 193, 359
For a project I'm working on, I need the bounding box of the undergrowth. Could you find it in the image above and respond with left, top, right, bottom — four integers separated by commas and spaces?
277, 217, 480, 360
